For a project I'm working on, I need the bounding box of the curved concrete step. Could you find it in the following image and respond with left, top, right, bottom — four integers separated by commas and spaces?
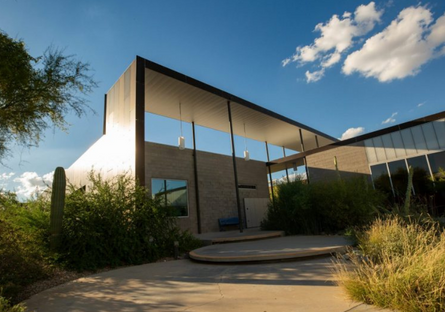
190, 235, 351, 263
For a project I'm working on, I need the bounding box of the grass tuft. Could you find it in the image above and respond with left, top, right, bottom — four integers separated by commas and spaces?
336, 216, 445, 312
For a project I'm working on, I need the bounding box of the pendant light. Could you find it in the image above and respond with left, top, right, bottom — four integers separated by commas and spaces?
243, 123, 250, 161
178, 102, 185, 150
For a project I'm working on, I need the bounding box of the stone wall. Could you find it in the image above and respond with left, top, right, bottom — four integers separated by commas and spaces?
145, 142, 269, 233
306, 142, 370, 182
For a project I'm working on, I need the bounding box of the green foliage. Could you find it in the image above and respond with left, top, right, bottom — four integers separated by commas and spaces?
336, 216, 445, 312
59, 172, 200, 270
0, 296, 26, 312
0, 195, 50, 302
261, 177, 384, 235
0, 30, 97, 160
49, 167, 66, 251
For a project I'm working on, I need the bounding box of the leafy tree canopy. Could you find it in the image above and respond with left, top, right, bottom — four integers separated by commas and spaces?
0, 31, 97, 161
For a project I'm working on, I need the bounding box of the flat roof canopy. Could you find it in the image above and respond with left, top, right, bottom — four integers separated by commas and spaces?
142, 58, 337, 152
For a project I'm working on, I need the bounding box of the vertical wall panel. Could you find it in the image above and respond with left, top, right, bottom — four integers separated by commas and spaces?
411, 125, 428, 154
422, 122, 439, 151
433, 119, 445, 149
401, 128, 417, 155
391, 131, 406, 158
382, 134, 396, 160
364, 139, 377, 163
67, 60, 137, 187
373, 136, 387, 162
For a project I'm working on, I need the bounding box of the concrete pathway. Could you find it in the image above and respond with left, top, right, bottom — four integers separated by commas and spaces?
26, 258, 363, 312
190, 235, 351, 263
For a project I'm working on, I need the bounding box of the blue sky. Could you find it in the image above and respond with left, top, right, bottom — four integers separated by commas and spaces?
1, 0, 445, 198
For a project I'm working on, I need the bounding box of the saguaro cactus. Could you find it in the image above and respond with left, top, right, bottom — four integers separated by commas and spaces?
50, 167, 66, 251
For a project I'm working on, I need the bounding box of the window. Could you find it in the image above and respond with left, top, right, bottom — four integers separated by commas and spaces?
428, 151, 445, 181
388, 160, 408, 199
370, 163, 392, 196
151, 179, 188, 217
407, 155, 431, 195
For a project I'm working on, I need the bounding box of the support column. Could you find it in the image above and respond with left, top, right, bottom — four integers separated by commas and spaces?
299, 129, 310, 184
192, 122, 202, 234
227, 101, 243, 233
282, 146, 289, 182
315, 135, 319, 148
265, 141, 276, 203
135, 56, 146, 186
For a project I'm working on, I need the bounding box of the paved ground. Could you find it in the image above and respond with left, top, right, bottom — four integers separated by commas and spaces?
25, 257, 362, 312
190, 235, 351, 262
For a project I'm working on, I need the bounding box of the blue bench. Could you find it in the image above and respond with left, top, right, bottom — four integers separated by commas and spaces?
218, 217, 239, 231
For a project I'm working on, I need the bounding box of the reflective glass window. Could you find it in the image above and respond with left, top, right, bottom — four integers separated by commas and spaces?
428, 151, 445, 181
152, 179, 188, 217
407, 155, 431, 195
388, 160, 408, 199
371, 163, 392, 195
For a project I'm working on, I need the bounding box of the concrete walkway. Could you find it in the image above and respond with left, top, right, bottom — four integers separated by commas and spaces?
26, 258, 366, 312
190, 235, 351, 263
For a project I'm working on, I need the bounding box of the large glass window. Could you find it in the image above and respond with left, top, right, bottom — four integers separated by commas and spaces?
407, 155, 431, 195
370, 163, 392, 196
151, 179, 188, 217
428, 151, 445, 181
388, 160, 408, 200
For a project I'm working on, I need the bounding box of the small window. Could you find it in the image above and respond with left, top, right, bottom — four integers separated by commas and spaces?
151, 179, 188, 217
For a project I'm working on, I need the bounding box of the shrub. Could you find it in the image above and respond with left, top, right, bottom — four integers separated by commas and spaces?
0, 296, 26, 312
310, 177, 384, 233
0, 195, 50, 303
336, 216, 445, 312
261, 177, 384, 235
59, 172, 200, 270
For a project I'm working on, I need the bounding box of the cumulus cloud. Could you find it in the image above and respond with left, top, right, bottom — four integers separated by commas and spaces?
340, 127, 365, 140
0, 172, 15, 190
343, 6, 445, 82
382, 112, 398, 124
283, 2, 383, 82
13, 171, 54, 198
305, 69, 325, 82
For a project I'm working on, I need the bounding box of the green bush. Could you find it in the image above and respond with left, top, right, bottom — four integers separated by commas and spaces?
261, 177, 384, 235
59, 172, 200, 270
0, 194, 50, 303
336, 216, 445, 312
0, 296, 26, 312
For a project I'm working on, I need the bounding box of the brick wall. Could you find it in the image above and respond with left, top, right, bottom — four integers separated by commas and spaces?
145, 142, 269, 233
306, 142, 370, 182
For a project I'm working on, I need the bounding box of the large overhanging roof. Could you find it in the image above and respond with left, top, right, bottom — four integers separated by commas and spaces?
143, 58, 337, 152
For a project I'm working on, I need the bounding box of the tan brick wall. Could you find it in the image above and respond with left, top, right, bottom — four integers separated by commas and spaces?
145, 142, 269, 233
306, 142, 370, 182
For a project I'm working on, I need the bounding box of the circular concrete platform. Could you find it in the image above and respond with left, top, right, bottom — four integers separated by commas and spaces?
189, 235, 351, 263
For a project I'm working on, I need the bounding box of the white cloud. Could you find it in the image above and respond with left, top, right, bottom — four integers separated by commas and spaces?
382, 112, 398, 124
305, 69, 325, 83
283, 2, 382, 82
343, 6, 445, 82
0, 172, 15, 191
340, 127, 365, 140
0, 172, 15, 181
417, 102, 426, 107
13, 171, 54, 198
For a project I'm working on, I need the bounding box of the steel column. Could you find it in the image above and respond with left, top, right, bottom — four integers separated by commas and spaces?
227, 101, 243, 233
282, 146, 289, 182
299, 129, 310, 184
265, 141, 276, 203
192, 122, 202, 234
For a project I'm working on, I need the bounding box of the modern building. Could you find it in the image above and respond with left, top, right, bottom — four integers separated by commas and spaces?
67, 56, 445, 233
